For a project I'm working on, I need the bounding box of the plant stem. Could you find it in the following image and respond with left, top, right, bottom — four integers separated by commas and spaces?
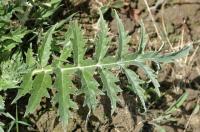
32, 59, 139, 75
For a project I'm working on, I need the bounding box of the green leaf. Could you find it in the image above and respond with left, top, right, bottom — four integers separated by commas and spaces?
54, 41, 72, 66
114, 10, 130, 60
0, 95, 4, 111
155, 45, 192, 63
99, 68, 122, 114
0, 27, 28, 43
134, 61, 160, 96
136, 46, 191, 63
100, 6, 109, 14
0, 55, 26, 90
56, 13, 76, 29
137, 21, 148, 54
71, 21, 86, 66
0, 126, 3, 132
0, 79, 17, 90
111, 0, 124, 8
12, 72, 33, 104
40, 0, 61, 18
123, 67, 146, 111
38, 24, 57, 67
95, 10, 110, 63
165, 92, 188, 114
192, 104, 200, 115
54, 68, 77, 128
7, 7, 191, 128
26, 48, 35, 68
25, 71, 51, 116
54, 23, 74, 66
80, 68, 103, 110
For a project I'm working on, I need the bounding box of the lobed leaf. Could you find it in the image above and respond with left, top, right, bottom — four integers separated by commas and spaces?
6, 10, 192, 128
26, 48, 36, 68
137, 21, 148, 54
54, 41, 72, 66
136, 45, 192, 63
155, 45, 192, 63
25, 71, 51, 116
123, 67, 146, 111
54, 24, 73, 66
12, 72, 33, 104
114, 10, 130, 60
71, 21, 86, 66
134, 61, 160, 97
80, 68, 103, 110
38, 24, 57, 67
54, 67, 77, 128
99, 68, 122, 114
95, 10, 110, 63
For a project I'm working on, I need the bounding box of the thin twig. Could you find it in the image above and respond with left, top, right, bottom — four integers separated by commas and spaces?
161, 1, 173, 50
183, 98, 200, 132
143, 0, 165, 51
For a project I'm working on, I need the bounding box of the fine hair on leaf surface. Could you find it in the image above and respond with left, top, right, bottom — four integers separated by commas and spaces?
10, 9, 192, 128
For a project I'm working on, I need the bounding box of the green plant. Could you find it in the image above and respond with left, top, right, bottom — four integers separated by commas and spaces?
0, 1, 29, 57
0, 0, 62, 59
150, 92, 189, 132
0, 95, 29, 132
0, 9, 191, 130
0, 95, 5, 132
0, 53, 27, 90
100, 0, 125, 14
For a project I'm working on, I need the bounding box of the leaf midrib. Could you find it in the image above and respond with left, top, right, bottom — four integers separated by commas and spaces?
32, 59, 140, 75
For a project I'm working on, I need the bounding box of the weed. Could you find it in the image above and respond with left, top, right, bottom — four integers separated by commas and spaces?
0, 1, 192, 131
2, 10, 190, 129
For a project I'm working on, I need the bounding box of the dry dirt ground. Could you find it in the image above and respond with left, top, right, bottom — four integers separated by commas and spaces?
12, 0, 200, 132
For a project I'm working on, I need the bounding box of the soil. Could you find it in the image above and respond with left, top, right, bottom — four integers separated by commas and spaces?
4, 0, 200, 132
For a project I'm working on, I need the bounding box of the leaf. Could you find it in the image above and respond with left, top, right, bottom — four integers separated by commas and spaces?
54, 68, 77, 128
54, 41, 72, 66
100, 6, 109, 14
25, 71, 51, 116
123, 67, 146, 111
0, 126, 3, 132
99, 68, 122, 114
134, 61, 160, 96
136, 46, 192, 63
95, 10, 110, 63
0, 27, 28, 43
17, 121, 30, 126
0, 79, 17, 90
114, 10, 130, 60
137, 21, 148, 54
26, 48, 35, 68
12, 72, 33, 104
7, 8, 191, 128
80, 68, 103, 110
41, 0, 61, 18
56, 13, 76, 29
165, 92, 188, 115
111, 0, 124, 8
54, 23, 74, 66
0, 95, 4, 111
38, 24, 57, 67
192, 104, 200, 115
155, 45, 192, 63
0, 55, 26, 91
70, 21, 86, 66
